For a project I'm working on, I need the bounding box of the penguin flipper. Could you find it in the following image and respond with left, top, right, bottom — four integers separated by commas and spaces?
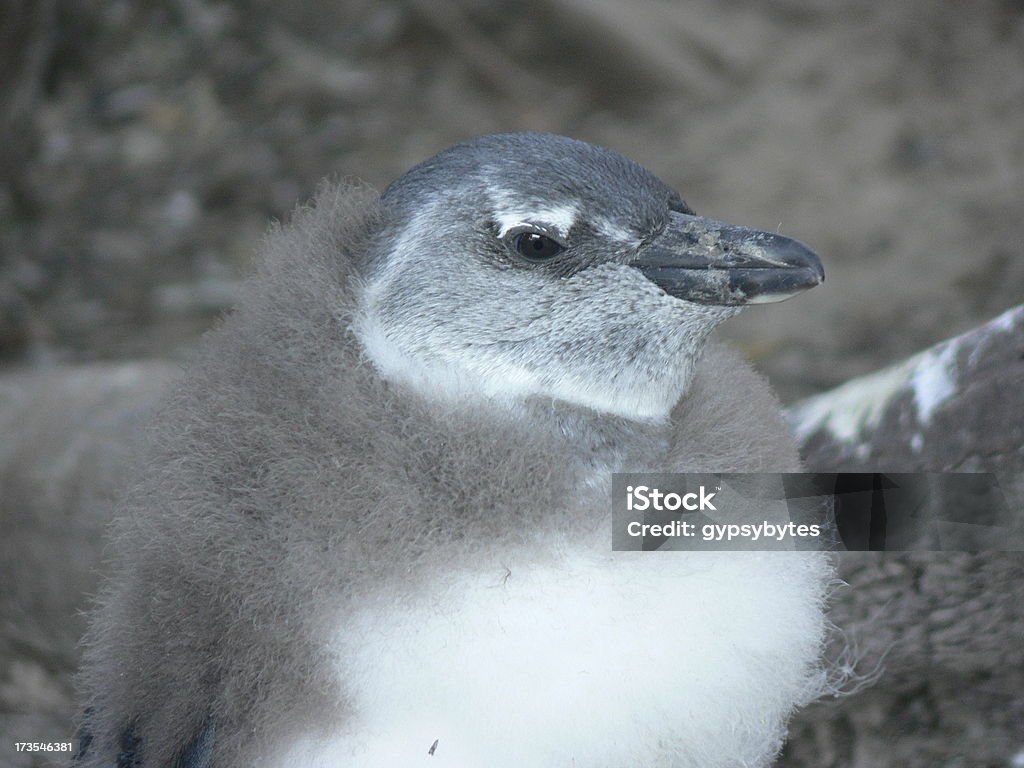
174, 720, 215, 768
70, 720, 140, 768
72, 717, 213, 768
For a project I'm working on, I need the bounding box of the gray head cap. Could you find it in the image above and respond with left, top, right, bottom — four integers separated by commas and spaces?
380, 132, 690, 243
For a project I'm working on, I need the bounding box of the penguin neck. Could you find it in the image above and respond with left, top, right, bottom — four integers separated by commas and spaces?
352, 309, 702, 426
350, 297, 679, 472
355, 329, 696, 426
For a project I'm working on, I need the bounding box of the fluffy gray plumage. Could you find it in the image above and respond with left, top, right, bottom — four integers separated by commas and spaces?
76, 133, 833, 768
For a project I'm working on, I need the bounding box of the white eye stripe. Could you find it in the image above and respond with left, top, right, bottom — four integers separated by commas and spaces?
493, 204, 578, 240
499, 223, 566, 246
492, 209, 641, 250
594, 218, 644, 248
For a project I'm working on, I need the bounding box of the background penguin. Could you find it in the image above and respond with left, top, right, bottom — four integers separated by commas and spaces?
75, 132, 832, 768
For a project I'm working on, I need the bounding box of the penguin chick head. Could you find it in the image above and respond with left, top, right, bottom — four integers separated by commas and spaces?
355, 133, 822, 421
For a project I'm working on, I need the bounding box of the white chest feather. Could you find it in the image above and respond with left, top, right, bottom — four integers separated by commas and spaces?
272, 547, 831, 768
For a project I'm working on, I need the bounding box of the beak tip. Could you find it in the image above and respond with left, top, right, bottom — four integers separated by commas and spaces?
812, 262, 825, 286
783, 239, 824, 291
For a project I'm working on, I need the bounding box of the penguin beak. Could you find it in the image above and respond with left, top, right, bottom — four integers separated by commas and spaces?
632, 212, 824, 305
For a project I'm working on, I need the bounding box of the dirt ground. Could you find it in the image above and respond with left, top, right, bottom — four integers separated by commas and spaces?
1, 0, 1022, 765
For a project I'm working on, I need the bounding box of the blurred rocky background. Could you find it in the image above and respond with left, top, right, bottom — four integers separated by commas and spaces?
1, 0, 1022, 766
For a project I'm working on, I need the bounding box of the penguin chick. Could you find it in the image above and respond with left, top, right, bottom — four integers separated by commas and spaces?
76, 133, 831, 768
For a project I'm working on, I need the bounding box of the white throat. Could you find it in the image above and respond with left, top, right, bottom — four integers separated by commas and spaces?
351, 299, 690, 424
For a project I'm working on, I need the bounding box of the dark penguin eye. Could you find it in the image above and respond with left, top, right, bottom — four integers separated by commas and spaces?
512, 232, 564, 261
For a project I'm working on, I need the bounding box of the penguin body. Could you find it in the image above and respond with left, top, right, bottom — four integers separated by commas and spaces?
76, 134, 831, 767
